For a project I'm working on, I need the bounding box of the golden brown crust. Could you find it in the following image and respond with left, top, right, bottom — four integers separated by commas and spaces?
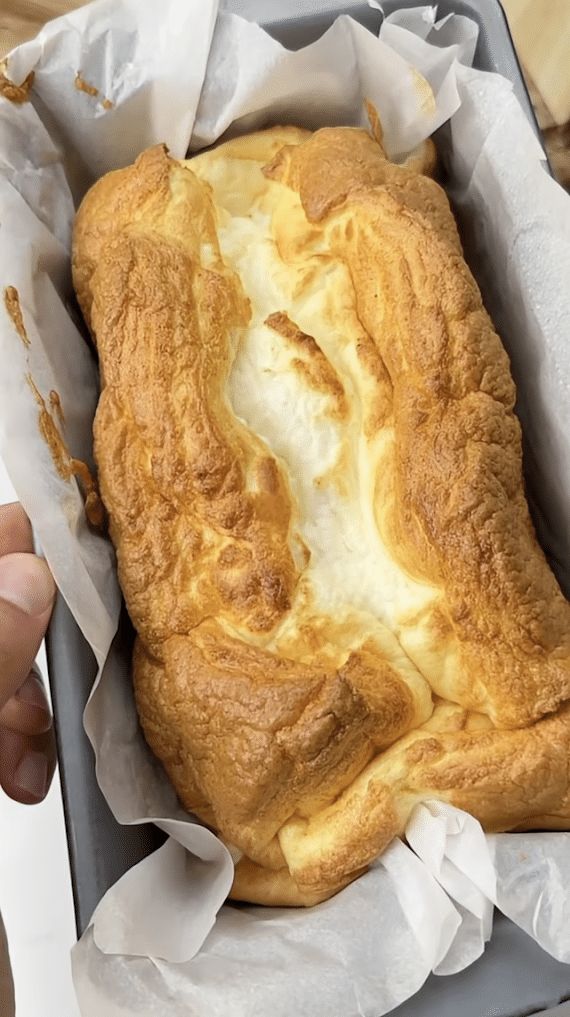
264, 311, 347, 418
231, 855, 359, 907
133, 621, 420, 861
399, 138, 438, 177
266, 127, 570, 726
73, 125, 570, 906
78, 151, 296, 641
276, 701, 570, 894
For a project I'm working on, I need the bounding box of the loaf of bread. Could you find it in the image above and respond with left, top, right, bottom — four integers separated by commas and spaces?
72, 125, 570, 906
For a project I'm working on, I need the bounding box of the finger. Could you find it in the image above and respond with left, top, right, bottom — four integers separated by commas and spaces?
0, 503, 33, 557
0, 553, 56, 711
0, 723, 56, 805
0, 670, 52, 736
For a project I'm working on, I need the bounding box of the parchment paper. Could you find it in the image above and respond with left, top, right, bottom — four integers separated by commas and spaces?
1, 2, 570, 1015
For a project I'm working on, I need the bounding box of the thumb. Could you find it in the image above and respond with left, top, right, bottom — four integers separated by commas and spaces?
0, 553, 56, 711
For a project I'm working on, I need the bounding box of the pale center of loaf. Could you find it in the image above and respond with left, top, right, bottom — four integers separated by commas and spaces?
191, 152, 437, 659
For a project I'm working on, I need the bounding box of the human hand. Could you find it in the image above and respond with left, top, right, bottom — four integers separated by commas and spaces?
0, 503, 57, 804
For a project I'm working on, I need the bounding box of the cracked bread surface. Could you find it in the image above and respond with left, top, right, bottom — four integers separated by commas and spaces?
73, 125, 570, 905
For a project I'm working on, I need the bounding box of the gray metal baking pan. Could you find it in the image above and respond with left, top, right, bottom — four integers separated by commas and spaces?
46, 1, 570, 1014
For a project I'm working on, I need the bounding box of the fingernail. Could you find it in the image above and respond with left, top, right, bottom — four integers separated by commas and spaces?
16, 672, 48, 709
0, 554, 55, 617
14, 751, 49, 802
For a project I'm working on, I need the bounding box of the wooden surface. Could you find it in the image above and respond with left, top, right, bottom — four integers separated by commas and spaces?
505, 0, 569, 126
504, 0, 570, 188
0, 0, 84, 56
0, 0, 569, 186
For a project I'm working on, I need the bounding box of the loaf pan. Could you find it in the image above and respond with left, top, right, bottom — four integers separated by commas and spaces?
46, 1, 569, 1014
